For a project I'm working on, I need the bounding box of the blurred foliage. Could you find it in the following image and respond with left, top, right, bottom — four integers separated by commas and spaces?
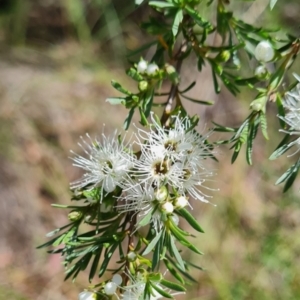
0, 0, 300, 300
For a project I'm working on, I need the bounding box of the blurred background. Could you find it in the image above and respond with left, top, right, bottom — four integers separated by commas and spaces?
0, 0, 300, 299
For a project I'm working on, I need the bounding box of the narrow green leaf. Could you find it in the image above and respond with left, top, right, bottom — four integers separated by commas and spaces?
111, 80, 131, 95
179, 81, 196, 94
269, 134, 291, 160
143, 231, 163, 255
150, 282, 173, 299
283, 160, 300, 192
106, 97, 125, 105
212, 69, 221, 94
170, 235, 185, 271
259, 113, 269, 140
99, 243, 119, 277
181, 94, 213, 105
275, 159, 300, 186
270, 0, 278, 10
163, 259, 185, 284
172, 9, 183, 36
177, 208, 204, 233
160, 279, 186, 292
123, 107, 135, 130
149, 1, 176, 8
126, 67, 144, 81
89, 251, 102, 282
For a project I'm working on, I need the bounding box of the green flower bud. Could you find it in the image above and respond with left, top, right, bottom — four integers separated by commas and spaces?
254, 65, 268, 79
216, 50, 231, 63
250, 96, 267, 113
68, 210, 82, 221
138, 80, 148, 92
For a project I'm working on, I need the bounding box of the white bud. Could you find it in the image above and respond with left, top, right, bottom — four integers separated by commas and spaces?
254, 65, 268, 78
137, 59, 148, 73
156, 186, 168, 202
146, 63, 159, 75
161, 202, 174, 214
78, 291, 97, 300
104, 282, 117, 295
174, 196, 188, 208
254, 41, 274, 62
112, 274, 122, 286
127, 251, 137, 261
171, 214, 179, 226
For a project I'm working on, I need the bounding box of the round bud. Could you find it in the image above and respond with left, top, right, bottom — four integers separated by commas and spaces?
170, 214, 179, 226
127, 251, 137, 262
254, 65, 268, 79
137, 59, 148, 73
254, 41, 274, 62
112, 274, 122, 286
138, 80, 148, 92
156, 186, 168, 202
104, 282, 117, 295
161, 202, 174, 214
78, 291, 97, 300
146, 63, 159, 76
165, 64, 176, 75
216, 50, 231, 63
68, 211, 82, 221
174, 196, 188, 208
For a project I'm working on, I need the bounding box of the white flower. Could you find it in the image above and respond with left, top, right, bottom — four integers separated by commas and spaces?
78, 291, 97, 300
134, 149, 184, 189
137, 59, 148, 73
254, 40, 274, 62
146, 63, 159, 75
70, 131, 135, 195
178, 161, 214, 204
280, 74, 300, 132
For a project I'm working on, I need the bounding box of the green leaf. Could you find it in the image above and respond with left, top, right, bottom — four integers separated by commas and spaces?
172, 9, 183, 36
181, 94, 213, 105
283, 160, 300, 192
135, 0, 145, 4
246, 118, 259, 165
126, 67, 144, 81
123, 107, 135, 130
270, 0, 278, 10
150, 282, 173, 299
177, 208, 204, 233
111, 80, 131, 95
160, 279, 186, 292
143, 231, 163, 255
163, 259, 185, 284
185, 6, 212, 29
106, 97, 125, 105
269, 134, 291, 160
89, 251, 102, 282
99, 243, 119, 277
149, 1, 176, 8
211, 68, 221, 93
138, 208, 153, 226
259, 113, 269, 140
275, 159, 300, 188
276, 93, 286, 128
179, 81, 196, 94
170, 235, 185, 271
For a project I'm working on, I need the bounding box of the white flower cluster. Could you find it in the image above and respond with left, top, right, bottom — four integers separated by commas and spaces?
137, 59, 159, 76
78, 272, 185, 300
71, 114, 214, 230
280, 74, 300, 132
278, 74, 300, 155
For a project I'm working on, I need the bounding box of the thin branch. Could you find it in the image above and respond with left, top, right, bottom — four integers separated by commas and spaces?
160, 41, 188, 126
